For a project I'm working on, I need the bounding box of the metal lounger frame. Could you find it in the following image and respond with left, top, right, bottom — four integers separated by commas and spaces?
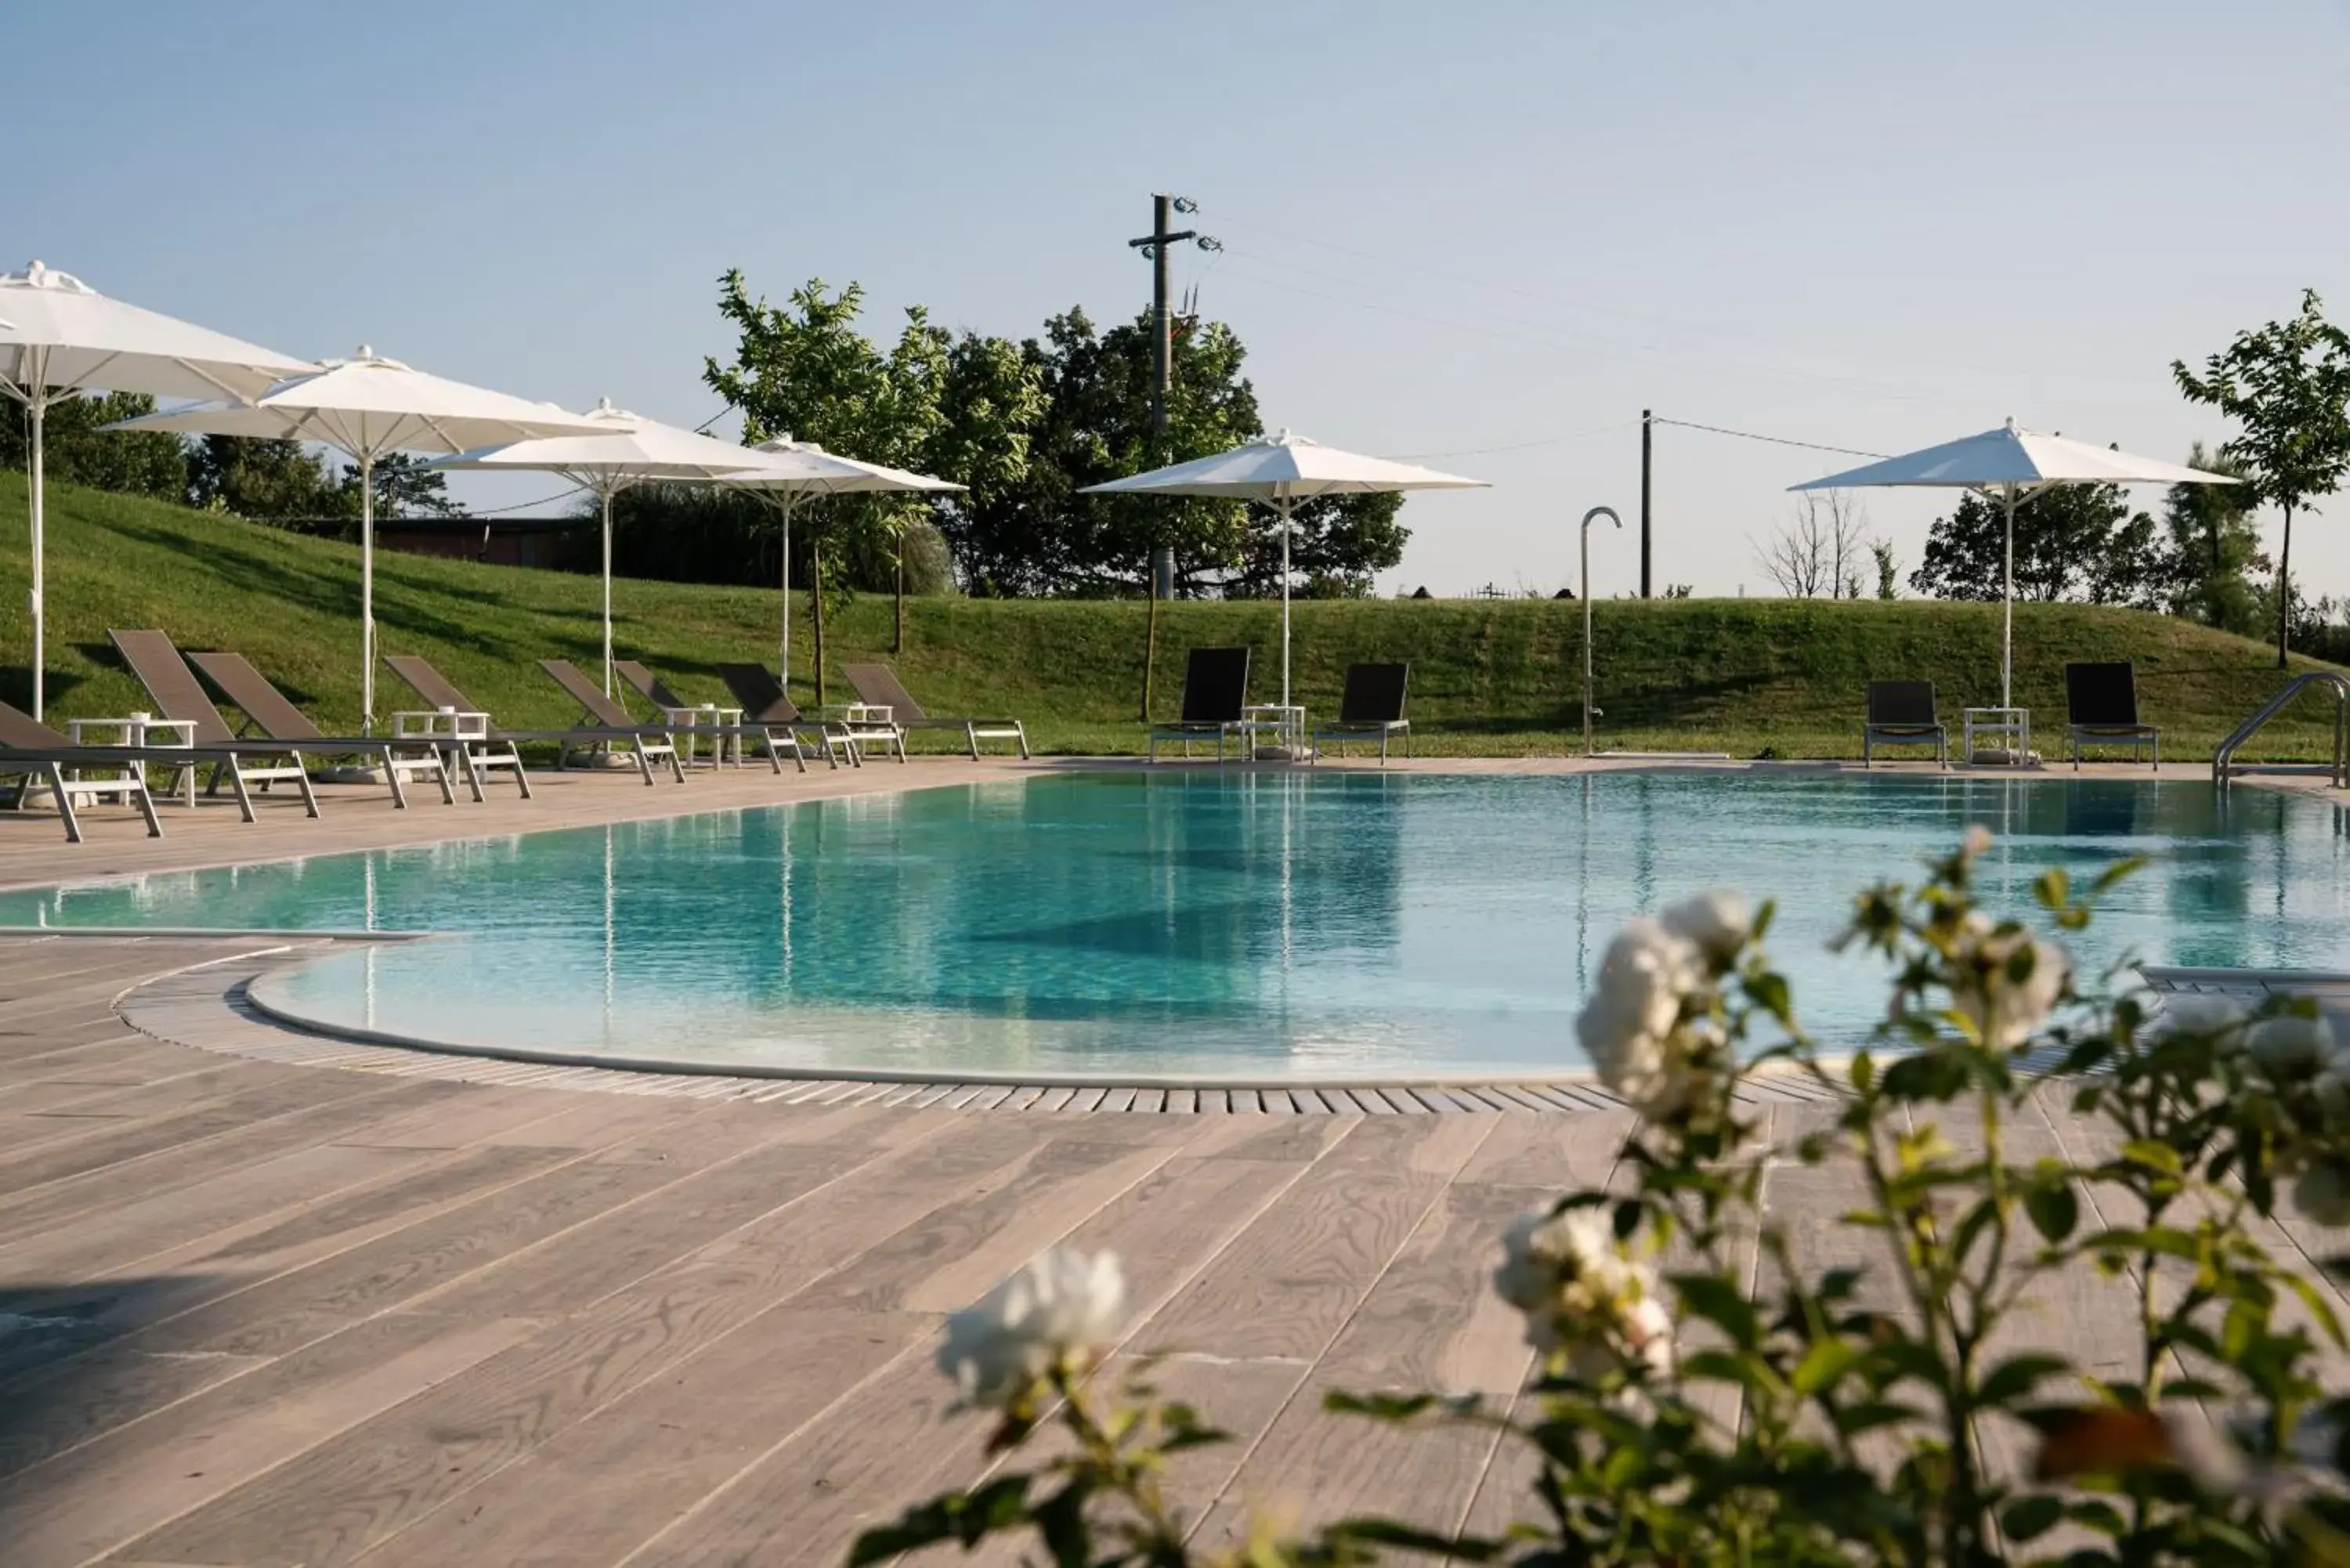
840, 664, 1029, 760
184, 651, 460, 807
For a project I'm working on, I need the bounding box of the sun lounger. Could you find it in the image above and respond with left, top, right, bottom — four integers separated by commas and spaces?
108, 629, 322, 819
841, 663, 1029, 760
613, 659, 802, 775
532, 660, 687, 784
0, 699, 172, 842
378, 656, 539, 797
716, 663, 862, 768
1862, 680, 1948, 767
183, 649, 461, 807
2066, 661, 2158, 770
1150, 647, 1252, 763
1311, 663, 1412, 764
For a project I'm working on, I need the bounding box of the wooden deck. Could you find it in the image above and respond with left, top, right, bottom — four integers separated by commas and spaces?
0, 761, 2344, 1564
0, 935, 2336, 1566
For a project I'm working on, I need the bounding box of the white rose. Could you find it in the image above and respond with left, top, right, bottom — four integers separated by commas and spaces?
1661, 890, 1752, 964
2294, 1164, 2350, 1227
2249, 1013, 2334, 1082
1622, 1292, 1676, 1375
1951, 920, 2067, 1050
2315, 1065, 2350, 1122
1495, 1207, 1668, 1373
938, 1247, 1126, 1409
2149, 991, 2251, 1044
1577, 918, 1706, 1116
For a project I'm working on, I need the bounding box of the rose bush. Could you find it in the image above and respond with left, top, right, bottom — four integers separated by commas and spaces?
854, 834, 2350, 1568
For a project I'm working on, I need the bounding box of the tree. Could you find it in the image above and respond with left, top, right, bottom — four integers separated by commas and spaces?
920, 330, 1047, 614
1871, 539, 1899, 600
1755, 497, 1830, 597
0, 391, 186, 502
185, 434, 352, 522
703, 273, 949, 702
2148, 443, 2265, 634
1755, 492, 1868, 598
2175, 289, 2350, 667
1907, 483, 2157, 605
1226, 491, 1405, 600
352, 452, 459, 518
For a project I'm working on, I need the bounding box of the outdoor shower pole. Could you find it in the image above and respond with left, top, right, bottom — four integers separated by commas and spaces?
1639, 410, 1652, 600
1582, 506, 1622, 757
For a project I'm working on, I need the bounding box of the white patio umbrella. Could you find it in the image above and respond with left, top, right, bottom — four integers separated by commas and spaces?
709, 436, 961, 685
1079, 429, 1488, 706
1794, 418, 2238, 708
0, 261, 312, 719
110, 349, 610, 728
433, 399, 786, 696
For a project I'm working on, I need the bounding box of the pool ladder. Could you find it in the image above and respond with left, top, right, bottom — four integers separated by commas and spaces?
2212, 670, 2350, 789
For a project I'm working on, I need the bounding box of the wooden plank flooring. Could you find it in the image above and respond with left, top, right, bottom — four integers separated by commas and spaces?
0, 931, 2320, 1566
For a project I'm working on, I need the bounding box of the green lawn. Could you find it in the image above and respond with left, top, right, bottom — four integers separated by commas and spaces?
1, 471, 2341, 761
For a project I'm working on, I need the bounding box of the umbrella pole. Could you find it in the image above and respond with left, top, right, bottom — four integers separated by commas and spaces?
785, 497, 797, 686
27, 397, 43, 723
2002, 486, 2016, 711
361, 453, 376, 734
602, 490, 614, 698
1279, 496, 1293, 708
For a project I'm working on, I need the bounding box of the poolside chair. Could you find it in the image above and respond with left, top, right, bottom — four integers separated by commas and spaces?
184, 649, 461, 807
0, 699, 167, 842
1862, 680, 1948, 767
1149, 646, 1251, 763
613, 659, 802, 774
1311, 663, 1412, 764
715, 663, 862, 768
2065, 661, 2159, 770
378, 655, 536, 797
533, 660, 688, 784
108, 629, 322, 820
841, 663, 1030, 760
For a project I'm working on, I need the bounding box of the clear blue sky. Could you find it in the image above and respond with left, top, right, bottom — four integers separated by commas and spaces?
14, 0, 2348, 598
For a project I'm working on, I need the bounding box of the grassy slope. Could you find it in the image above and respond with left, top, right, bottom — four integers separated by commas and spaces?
1, 471, 2341, 760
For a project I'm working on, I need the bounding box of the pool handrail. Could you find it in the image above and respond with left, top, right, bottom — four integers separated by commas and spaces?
2212, 670, 2350, 789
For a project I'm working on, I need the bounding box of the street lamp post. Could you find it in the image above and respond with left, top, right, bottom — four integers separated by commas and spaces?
1582, 506, 1622, 757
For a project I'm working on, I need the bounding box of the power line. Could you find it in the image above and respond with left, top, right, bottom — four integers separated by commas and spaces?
1648, 417, 1885, 461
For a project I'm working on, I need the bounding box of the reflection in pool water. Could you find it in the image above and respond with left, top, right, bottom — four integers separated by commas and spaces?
6, 771, 2348, 1079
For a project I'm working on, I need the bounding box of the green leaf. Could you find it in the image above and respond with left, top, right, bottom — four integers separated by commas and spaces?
2119, 1139, 2185, 1178
1977, 1353, 2069, 1406
2034, 868, 2070, 912
2026, 1183, 2080, 1244
2001, 1493, 2065, 1542
1791, 1338, 1865, 1395
1329, 1519, 1506, 1561
1671, 1272, 1762, 1349
1032, 1481, 1090, 1568
1323, 1390, 1448, 1422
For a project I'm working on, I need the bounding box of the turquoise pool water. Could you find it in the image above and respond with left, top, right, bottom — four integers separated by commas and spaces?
6, 772, 2348, 1080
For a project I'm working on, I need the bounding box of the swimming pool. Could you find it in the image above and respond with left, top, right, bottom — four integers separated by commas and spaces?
8, 771, 2348, 1081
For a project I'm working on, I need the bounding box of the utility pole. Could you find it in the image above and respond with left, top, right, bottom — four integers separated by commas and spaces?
1640, 410, 1654, 599
1129, 193, 1218, 719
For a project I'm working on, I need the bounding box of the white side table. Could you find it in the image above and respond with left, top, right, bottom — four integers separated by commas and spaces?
70, 715, 198, 805
663, 703, 744, 768
1239, 704, 1307, 760
827, 702, 902, 762
392, 707, 490, 782
1962, 706, 2031, 766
